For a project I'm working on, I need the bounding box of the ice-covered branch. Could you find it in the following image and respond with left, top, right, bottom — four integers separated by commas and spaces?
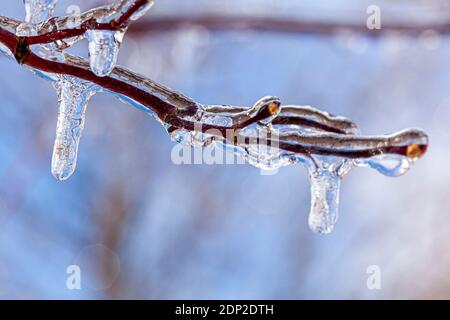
0, 0, 429, 234
25, 0, 153, 44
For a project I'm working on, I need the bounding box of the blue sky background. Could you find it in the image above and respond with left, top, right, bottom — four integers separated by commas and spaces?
0, 0, 449, 299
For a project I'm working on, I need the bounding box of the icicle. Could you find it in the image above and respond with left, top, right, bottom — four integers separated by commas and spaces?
86, 30, 124, 77
52, 77, 95, 181
23, 0, 57, 24
17, 0, 57, 36
83, 0, 155, 76
308, 169, 341, 234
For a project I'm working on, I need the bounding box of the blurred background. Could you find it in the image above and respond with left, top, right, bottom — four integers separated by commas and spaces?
0, 0, 449, 299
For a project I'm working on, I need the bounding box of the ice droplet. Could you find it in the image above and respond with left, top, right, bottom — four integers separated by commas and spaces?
23, 0, 57, 24
52, 77, 95, 181
355, 154, 412, 177
308, 169, 341, 234
129, 0, 155, 21
86, 30, 124, 77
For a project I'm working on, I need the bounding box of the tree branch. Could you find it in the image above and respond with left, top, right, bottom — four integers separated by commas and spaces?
0, 0, 430, 234
0, 2, 428, 162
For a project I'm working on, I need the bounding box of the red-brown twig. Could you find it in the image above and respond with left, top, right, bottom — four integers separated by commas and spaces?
26, 0, 150, 45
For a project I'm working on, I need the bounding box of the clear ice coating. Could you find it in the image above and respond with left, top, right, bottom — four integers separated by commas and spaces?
86, 30, 124, 77
17, 0, 57, 36
129, 0, 155, 21
52, 77, 95, 181
23, 0, 57, 24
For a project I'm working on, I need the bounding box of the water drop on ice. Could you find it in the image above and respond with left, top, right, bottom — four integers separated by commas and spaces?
86, 30, 124, 77
369, 155, 412, 177
355, 154, 412, 177
52, 77, 95, 181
